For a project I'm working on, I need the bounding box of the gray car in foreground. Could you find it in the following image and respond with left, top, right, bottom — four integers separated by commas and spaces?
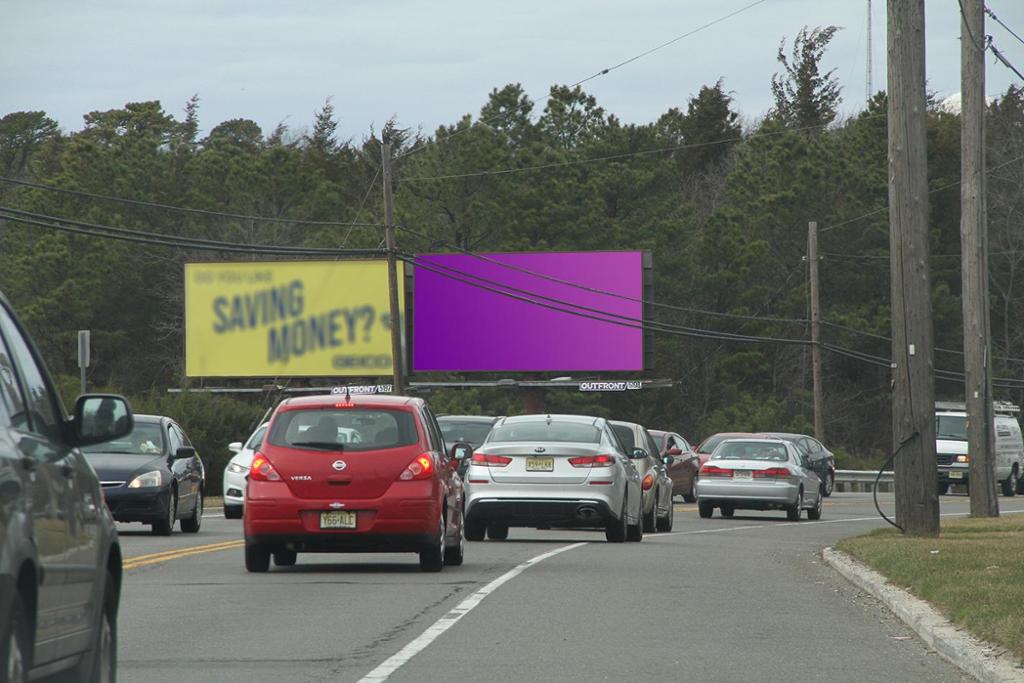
696, 438, 823, 521
463, 414, 644, 542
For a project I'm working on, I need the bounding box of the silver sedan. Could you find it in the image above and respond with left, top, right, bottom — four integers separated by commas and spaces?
463, 414, 645, 542
695, 438, 823, 521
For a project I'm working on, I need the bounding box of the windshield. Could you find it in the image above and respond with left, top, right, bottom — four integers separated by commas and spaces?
489, 420, 600, 444
439, 419, 494, 448
269, 408, 417, 452
82, 422, 165, 455
936, 415, 967, 441
713, 440, 789, 462
244, 424, 268, 450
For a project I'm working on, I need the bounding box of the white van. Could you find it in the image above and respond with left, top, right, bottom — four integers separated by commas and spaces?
935, 401, 1024, 496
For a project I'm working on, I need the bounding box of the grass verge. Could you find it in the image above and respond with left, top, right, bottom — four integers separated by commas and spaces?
837, 515, 1024, 661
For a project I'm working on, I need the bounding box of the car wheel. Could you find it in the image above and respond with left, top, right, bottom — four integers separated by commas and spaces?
807, 490, 823, 520
1017, 471, 1024, 495
444, 525, 465, 566
245, 543, 270, 573
465, 519, 485, 542
605, 496, 628, 543
152, 491, 177, 536
1000, 468, 1019, 497
419, 521, 445, 572
486, 525, 509, 541
1, 591, 30, 683
181, 490, 203, 533
698, 501, 713, 519
626, 501, 644, 542
720, 504, 734, 518
682, 483, 697, 504
938, 482, 950, 495
656, 498, 674, 532
75, 573, 117, 683
786, 490, 803, 521
823, 472, 834, 497
224, 505, 243, 520
273, 549, 297, 567
642, 496, 657, 533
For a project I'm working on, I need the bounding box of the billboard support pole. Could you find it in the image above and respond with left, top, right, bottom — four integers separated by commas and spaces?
382, 140, 405, 394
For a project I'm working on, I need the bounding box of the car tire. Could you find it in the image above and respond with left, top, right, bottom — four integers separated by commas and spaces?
444, 526, 465, 566
1000, 468, 1018, 497
1017, 471, 1024, 495
682, 484, 697, 504
656, 498, 674, 532
1, 591, 30, 683
181, 490, 203, 533
76, 571, 117, 683
642, 497, 657, 533
698, 501, 713, 519
419, 522, 445, 573
626, 501, 644, 542
486, 525, 509, 541
807, 490, 823, 520
152, 491, 177, 536
465, 519, 486, 542
823, 472, 834, 497
245, 543, 270, 573
273, 549, 297, 567
720, 505, 734, 518
605, 497, 628, 543
938, 482, 950, 495
786, 490, 803, 521
224, 505, 243, 520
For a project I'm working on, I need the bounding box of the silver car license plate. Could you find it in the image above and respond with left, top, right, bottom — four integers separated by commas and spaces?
526, 457, 554, 472
733, 470, 752, 480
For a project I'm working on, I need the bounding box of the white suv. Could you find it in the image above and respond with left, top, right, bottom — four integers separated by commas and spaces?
935, 401, 1024, 496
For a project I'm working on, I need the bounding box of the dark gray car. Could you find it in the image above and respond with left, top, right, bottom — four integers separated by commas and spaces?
0, 291, 133, 682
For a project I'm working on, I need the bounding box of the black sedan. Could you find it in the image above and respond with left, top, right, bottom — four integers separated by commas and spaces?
83, 414, 206, 535
764, 432, 837, 496
438, 415, 499, 475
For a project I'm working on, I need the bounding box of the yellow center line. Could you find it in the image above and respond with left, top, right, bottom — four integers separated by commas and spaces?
123, 539, 245, 570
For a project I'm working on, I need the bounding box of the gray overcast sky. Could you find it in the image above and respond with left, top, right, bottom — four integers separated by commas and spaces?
2, 0, 1022, 140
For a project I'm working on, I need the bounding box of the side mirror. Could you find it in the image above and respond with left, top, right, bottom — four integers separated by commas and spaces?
175, 446, 197, 460
450, 442, 473, 461
72, 394, 133, 447
631, 448, 649, 460
667, 447, 683, 457
662, 455, 675, 466
228, 441, 243, 454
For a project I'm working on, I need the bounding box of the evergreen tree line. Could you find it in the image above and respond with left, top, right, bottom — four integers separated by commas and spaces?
1, 27, 1023, 484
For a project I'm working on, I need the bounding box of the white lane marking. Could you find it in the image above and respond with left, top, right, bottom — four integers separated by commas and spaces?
357, 542, 588, 682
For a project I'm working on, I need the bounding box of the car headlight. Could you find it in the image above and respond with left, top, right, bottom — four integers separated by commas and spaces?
128, 471, 162, 488
227, 463, 250, 475
956, 455, 970, 463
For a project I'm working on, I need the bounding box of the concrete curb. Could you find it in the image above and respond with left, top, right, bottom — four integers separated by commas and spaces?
823, 547, 1024, 683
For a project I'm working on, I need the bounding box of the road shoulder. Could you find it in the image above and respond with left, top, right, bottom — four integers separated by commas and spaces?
823, 547, 1024, 683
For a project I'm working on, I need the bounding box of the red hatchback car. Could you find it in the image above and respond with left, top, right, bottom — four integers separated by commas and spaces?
243, 394, 465, 572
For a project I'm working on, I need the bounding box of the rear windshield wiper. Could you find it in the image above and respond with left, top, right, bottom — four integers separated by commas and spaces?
291, 441, 345, 451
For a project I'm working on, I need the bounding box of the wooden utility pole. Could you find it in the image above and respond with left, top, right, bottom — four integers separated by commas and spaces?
961, 0, 999, 517
381, 141, 405, 394
887, 0, 939, 536
808, 221, 825, 442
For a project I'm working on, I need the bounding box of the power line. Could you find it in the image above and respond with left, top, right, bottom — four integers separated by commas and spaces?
0, 176, 386, 229
985, 5, 1024, 48
989, 40, 1024, 81
0, 206, 386, 257
396, 0, 773, 162
396, 224, 810, 326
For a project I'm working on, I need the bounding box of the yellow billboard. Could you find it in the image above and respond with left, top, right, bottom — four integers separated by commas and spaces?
185, 261, 403, 377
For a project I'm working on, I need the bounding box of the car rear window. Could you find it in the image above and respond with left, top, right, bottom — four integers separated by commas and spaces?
489, 420, 600, 444
713, 441, 788, 462
269, 408, 418, 452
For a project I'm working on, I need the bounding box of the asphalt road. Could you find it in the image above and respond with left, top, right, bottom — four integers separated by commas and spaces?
113, 492, 1024, 682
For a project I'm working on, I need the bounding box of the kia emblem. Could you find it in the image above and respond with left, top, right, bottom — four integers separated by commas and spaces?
534, 447, 546, 453
332, 460, 347, 471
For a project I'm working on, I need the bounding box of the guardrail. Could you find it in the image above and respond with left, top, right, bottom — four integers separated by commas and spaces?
834, 469, 894, 493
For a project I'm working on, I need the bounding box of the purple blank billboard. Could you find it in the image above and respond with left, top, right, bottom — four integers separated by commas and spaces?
413, 251, 644, 372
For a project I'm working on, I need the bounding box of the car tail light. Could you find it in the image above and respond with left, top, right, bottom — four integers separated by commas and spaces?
568, 454, 615, 468
398, 454, 434, 481
753, 467, 793, 478
471, 453, 513, 467
700, 464, 733, 477
642, 473, 655, 490
249, 453, 281, 482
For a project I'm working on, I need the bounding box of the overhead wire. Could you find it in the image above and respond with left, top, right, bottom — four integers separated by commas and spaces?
985, 5, 1024, 48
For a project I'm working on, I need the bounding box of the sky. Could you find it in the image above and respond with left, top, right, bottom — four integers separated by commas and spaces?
2, 0, 1023, 141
